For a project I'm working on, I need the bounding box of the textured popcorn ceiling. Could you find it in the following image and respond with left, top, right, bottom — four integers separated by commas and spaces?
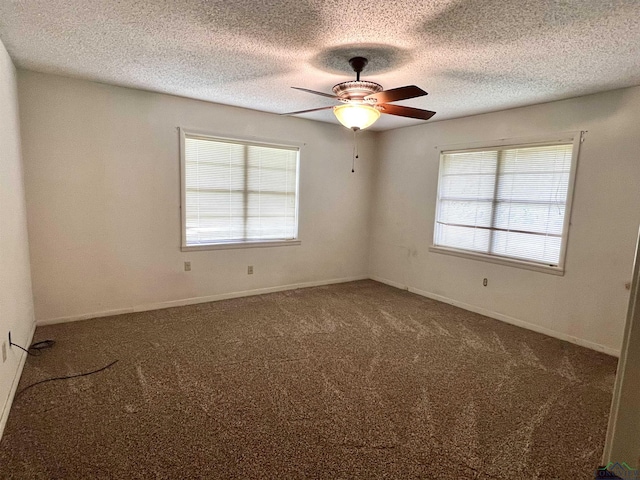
1, 0, 640, 130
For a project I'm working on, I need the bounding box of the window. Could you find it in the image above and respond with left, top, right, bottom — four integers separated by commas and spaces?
180, 130, 300, 250
432, 135, 580, 273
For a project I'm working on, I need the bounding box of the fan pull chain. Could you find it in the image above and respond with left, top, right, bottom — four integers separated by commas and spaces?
352, 127, 359, 173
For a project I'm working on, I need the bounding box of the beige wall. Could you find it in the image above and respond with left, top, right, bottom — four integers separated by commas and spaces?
370, 86, 640, 355
0, 40, 35, 435
18, 70, 376, 323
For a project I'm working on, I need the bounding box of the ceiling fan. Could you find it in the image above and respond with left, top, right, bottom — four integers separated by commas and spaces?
283, 56, 436, 130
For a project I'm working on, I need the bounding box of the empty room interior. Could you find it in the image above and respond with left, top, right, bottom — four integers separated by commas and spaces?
2, 1, 640, 478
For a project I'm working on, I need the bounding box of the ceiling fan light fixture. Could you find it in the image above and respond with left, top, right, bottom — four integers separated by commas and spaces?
333, 104, 380, 130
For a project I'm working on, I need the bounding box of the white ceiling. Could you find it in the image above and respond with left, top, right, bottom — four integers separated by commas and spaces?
1, 0, 640, 130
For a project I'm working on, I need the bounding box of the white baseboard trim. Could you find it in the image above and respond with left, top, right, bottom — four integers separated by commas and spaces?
36, 275, 370, 326
37, 307, 137, 326
0, 321, 36, 441
369, 275, 408, 291
370, 275, 620, 357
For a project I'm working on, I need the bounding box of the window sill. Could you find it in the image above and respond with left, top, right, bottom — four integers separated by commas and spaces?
182, 239, 301, 252
428, 245, 565, 276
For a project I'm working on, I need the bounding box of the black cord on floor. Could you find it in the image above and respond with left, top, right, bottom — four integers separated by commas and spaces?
16, 360, 119, 399
10, 343, 31, 355
10, 339, 56, 356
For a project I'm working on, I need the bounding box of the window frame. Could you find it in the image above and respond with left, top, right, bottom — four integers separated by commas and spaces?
179, 128, 302, 252
429, 132, 582, 275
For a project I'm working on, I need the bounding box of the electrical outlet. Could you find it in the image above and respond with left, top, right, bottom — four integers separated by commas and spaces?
248, 266, 254, 275
2, 341, 6, 363
184, 261, 191, 272
483, 278, 488, 287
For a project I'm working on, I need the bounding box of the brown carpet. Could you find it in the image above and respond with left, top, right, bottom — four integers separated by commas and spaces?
0, 280, 616, 479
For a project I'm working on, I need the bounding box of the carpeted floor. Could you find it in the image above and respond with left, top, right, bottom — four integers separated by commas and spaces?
0, 280, 617, 479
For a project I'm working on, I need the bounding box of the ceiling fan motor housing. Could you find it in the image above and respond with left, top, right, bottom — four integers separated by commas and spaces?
332, 81, 383, 103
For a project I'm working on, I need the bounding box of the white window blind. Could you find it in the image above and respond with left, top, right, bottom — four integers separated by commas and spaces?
434, 142, 575, 267
183, 134, 299, 247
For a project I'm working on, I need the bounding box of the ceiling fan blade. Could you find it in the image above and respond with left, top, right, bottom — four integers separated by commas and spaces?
281, 105, 335, 116
366, 85, 428, 104
291, 87, 338, 99
378, 104, 436, 120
